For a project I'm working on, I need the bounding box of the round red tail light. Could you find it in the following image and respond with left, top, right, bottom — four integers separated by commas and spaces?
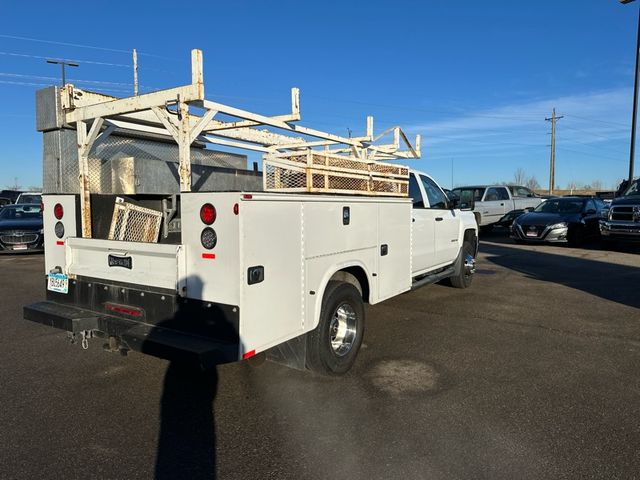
200, 203, 216, 225
54, 203, 64, 220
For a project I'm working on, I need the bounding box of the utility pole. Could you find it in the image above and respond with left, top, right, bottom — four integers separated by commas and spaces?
132, 48, 139, 96
545, 108, 563, 195
46, 59, 79, 86
620, 0, 640, 183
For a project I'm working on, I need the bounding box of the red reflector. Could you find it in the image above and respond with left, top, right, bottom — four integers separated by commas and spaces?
242, 350, 256, 359
105, 303, 143, 317
202, 253, 216, 259
233, 203, 239, 215
54, 203, 64, 220
56, 240, 64, 246
200, 203, 216, 225
242, 194, 253, 200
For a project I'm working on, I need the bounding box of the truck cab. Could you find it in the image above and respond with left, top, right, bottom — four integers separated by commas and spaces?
409, 170, 477, 276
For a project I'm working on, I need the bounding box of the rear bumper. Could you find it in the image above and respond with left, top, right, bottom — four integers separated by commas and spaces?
24, 276, 240, 369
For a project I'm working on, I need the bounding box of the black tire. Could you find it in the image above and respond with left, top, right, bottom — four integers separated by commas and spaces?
449, 240, 475, 289
567, 226, 584, 247
306, 281, 365, 375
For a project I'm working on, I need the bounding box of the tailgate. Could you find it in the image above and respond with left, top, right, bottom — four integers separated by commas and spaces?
65, 237, 183, 290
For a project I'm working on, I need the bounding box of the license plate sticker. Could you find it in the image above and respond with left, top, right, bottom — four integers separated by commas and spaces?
13, 245, 28, 250
47, 273, 69, 294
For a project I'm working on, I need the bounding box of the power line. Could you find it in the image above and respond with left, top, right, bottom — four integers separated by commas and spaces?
0, 33, 176, 60
0, 72, 156, 89
0, 50, 130, 68
304, 94, 547, 120
564, 113, 630, 128
0, 50, 177, 74
0, 79, 131, 95
556, 147, 624, 162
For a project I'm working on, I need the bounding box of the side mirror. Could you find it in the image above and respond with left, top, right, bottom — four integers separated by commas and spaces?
524, 207, 535, 212
450, 198, 460, 209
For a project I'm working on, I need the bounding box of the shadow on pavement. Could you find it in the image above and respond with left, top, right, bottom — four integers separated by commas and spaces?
141, 275, 226, 480
481, 241, 640, 310
155, 364, 218, 480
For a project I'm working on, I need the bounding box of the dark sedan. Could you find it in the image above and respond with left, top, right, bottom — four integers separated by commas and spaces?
0, 204, 44, 253
510, 196, 605, 246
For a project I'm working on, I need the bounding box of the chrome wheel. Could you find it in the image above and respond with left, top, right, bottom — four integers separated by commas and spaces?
329, 303, 357, 357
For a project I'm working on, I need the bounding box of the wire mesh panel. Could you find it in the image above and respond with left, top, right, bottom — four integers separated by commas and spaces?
263, 151, 409, 197
43, 130, 249, 194
108, 198, 162, 243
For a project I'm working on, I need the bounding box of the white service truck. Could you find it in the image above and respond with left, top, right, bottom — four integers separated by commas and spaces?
24, 50, 478, 375
30, 172, 476, 375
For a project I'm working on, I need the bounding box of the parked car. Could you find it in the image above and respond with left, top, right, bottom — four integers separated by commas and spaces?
0, 204, 44, 253
510, 196, 605, 246
599, 178, 640, 243
15, 192, 42, 205
451, 184, 543, 230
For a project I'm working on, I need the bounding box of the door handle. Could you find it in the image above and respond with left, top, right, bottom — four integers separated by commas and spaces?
500, 203, 504, 206
412, 218, 415, 222
435, 217, 443, 221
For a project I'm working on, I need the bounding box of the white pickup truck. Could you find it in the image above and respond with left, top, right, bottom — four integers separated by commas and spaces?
26, 170, 477, 375
451, 184, 543, 229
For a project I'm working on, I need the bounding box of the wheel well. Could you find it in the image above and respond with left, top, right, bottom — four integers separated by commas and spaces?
464, 229, 478, 255
328, 267, 370, 303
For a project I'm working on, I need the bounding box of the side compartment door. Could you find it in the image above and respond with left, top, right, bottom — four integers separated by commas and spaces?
418, 175, 461, 266
377, 201, 411, 301
409, 173, 437, 276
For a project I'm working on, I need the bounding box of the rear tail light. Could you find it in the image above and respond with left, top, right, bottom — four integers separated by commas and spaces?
201, 227, 217, 249
54, 203, 64, 220
54, 222, 65, 238
200, 203, 216, 225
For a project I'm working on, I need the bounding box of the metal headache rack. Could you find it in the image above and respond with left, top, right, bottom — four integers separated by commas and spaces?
48, 49, 421, 238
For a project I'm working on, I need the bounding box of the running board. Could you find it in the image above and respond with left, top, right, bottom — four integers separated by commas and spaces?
410, 266, 456, 291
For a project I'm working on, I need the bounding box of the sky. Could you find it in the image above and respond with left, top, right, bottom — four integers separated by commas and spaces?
0, 0, 638, 191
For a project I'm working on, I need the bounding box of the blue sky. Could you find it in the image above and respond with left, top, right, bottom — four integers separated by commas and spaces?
0, 0, 638, 191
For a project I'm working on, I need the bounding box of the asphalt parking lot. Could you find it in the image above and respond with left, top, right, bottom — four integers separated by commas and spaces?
1, 234, 639, 480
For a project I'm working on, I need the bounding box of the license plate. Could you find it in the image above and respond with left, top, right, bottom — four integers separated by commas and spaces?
13, 245, 28, 251
47, 273, 69, 294
526, 230, 538, 237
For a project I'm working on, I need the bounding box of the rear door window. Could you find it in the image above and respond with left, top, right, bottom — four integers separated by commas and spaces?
408, 174, 425, 208
419, 175, 448, 209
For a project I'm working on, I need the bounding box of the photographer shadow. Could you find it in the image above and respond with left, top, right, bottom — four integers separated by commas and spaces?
141, 275, 239, 480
